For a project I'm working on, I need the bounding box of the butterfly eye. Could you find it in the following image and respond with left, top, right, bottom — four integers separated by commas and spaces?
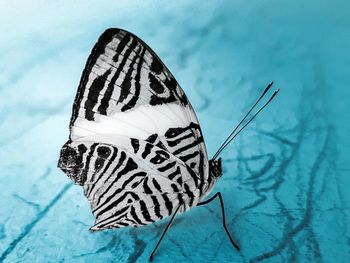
97, 146, 111, 159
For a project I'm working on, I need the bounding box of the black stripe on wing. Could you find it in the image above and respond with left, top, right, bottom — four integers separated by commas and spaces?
70, 28, 189, 127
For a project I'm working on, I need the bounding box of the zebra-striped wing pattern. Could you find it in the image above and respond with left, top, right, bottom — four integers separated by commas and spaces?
59, 28, 215, 229
69, 135, 201, 230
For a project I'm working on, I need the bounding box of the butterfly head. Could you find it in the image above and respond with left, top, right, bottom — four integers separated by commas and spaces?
209, 158, 223, 178
58, 141, 87, 185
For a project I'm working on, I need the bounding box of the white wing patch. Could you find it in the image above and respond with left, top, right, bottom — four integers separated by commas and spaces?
71, 103, 188, 141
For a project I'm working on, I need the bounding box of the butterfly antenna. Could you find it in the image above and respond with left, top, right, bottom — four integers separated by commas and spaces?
212, 83, 279, 160
212, 82, 274, 159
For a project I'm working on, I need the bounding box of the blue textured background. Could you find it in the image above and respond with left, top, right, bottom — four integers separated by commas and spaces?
1, 1, 349, 262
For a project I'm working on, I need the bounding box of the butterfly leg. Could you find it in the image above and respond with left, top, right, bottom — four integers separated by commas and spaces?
197, 192, 240, 251
149, 203, 182, 262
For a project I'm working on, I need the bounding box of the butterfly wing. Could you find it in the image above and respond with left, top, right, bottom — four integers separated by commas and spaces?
69, 28, 211, 190
59, 28, 215, 228
68, 136, 200, 230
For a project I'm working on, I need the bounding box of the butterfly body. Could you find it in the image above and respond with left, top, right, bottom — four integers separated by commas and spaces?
58, 27, 279, 260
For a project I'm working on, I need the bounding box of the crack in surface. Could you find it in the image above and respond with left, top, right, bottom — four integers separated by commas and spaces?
250, 129, 330, 262
0, 183, 72, 262
127, 228, 147, 263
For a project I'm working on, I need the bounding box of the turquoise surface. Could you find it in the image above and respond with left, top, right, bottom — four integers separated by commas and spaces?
1, 1, 349, 262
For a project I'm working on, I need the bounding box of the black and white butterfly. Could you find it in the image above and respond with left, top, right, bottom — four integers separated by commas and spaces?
58, 28, 279, 261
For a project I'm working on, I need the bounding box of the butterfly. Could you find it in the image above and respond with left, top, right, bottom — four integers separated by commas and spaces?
58, 28, 279, 261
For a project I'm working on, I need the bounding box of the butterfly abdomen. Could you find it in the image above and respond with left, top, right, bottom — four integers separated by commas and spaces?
58, 142, 90, 185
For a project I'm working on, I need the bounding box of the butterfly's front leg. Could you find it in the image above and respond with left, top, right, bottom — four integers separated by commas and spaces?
197, 192, 240, 251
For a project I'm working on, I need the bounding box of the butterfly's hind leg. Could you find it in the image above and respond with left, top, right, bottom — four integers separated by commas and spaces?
149, 203, 182, 262
197, 192, 240, 251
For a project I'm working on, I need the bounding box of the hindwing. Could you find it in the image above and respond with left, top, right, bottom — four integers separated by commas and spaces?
69, 137, 200, 229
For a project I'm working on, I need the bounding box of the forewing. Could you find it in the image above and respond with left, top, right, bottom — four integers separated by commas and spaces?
68, 28, 209, 189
